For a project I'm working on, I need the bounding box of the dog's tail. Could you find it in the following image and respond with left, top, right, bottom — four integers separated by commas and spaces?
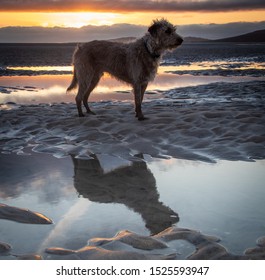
66, 67, 78, 93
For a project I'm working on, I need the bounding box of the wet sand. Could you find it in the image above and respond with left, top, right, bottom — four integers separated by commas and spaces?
0, 80, 264, 162
0, 77, 265, 260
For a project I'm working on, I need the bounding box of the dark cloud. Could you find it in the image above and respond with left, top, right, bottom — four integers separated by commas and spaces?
1, 21, 265, 42
0, 0, 265, 12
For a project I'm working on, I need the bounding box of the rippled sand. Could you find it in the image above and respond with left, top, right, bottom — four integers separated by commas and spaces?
0, 80, 265, 260
1, 81, 264, 162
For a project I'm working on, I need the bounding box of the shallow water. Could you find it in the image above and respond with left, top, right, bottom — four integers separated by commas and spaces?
0, 153, 264, 259
1, 72, 264, 107
1, 42, 265, 106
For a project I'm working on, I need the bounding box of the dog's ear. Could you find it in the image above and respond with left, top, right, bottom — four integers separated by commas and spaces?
148, 22, 160, 37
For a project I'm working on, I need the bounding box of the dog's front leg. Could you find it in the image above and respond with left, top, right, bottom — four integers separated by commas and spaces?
141, 83, 148, 103
133, 84, 146, 121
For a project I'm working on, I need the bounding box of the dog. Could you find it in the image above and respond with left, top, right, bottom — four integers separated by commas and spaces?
67, 19, 183, 120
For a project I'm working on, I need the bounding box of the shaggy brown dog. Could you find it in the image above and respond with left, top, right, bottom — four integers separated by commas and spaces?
67, 19, 183, 120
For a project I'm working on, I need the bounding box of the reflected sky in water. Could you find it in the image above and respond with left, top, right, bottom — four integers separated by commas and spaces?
148, 158, 265, 254
163, 61, 265, 71
0, 153, 264, 258
1, 66, 263, 106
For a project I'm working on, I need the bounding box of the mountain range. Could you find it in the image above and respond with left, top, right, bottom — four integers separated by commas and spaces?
0, 25, 264, 43
185, 29, 265, 43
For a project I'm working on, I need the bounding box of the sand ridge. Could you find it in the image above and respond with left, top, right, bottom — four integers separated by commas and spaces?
0, 81, 264, 163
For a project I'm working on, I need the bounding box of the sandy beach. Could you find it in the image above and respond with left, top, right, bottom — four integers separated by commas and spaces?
1, 80, 264, 162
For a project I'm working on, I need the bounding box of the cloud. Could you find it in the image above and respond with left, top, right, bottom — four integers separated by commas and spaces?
0, 0, 265, 12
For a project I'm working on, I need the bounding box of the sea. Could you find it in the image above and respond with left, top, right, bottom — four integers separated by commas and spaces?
0, 42, 265, 76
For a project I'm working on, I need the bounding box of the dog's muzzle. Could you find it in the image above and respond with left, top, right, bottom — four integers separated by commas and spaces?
176, 36, 183, 45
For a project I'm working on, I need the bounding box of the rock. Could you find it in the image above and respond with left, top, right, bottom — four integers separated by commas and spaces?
244, 246, 265, 255
244, 246, 265, 259
13, 254, 43, 260
188, 242, 229, 260
89, 230, 168, 250
76, 246, 176, 260
0, 242, 12, 254
45, 247, 76, 255
154, 226, 220, 245
0, 203, 53, 224
256, 236, 265, 247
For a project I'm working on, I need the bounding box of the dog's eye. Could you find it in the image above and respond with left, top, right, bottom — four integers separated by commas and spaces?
165, 28, 172, 35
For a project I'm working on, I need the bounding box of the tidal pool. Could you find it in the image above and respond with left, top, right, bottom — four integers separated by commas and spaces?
0, 153, 264, 259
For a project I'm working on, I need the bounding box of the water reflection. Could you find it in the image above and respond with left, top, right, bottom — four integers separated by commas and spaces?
1, 152, 265, 258
72, 155, 179, 234
161, 61, 265, 72
1, 70, 263, 106
7, 66, 72, 72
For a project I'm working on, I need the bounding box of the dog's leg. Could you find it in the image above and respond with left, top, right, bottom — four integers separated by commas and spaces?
75, 83, 86, 117
141, 83, 148, 102
134, 84, 147, 121
75, 95, 84, 117
83, 74, 101, 115
134, 83, 148, 120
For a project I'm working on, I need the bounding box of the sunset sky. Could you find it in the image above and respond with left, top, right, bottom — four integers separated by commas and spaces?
0, 0, 264, 42
0, 0, 265, 27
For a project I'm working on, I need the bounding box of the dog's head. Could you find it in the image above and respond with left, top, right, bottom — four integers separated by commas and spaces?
148, 19, 183, 50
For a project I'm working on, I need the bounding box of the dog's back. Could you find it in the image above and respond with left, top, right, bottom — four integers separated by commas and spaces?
74, 40, 133, 83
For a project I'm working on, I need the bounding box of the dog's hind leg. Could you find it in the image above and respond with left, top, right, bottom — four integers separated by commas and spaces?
75, 76, 91, 117
75, 84, 86, 117
83, 74, 102, 115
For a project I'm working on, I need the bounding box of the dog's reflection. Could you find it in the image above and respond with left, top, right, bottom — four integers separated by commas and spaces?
72, 155, 178, 234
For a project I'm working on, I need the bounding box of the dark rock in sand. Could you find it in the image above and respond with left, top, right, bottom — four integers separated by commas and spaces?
256, 236, 265, 247
244, 246, 265, 257
0, 241, 12, 254
154, 226, 220, 245
13, 254, 43, 260
76, 246, 176, 260
45, 245, 176, 260
89, 230, 168, 250
43, 226, 265, 260
0, 203, 53, 224
188, 242, 229, 260
45, 247, 76, 255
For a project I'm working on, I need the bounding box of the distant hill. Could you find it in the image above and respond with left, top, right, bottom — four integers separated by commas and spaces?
109, 36, 211, 43
215, 29, 265, 43
184, 36, 210, 43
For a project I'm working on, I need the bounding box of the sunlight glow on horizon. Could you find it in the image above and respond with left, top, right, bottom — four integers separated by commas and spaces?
0, 12, 119, 28
0, 10, 264, 28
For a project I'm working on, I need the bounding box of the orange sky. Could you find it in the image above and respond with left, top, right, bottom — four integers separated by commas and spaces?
0, 0, 265, 28
0, 10, 264, 28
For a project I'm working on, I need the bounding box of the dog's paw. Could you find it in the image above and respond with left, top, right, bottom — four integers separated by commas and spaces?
87, 111, 96, 115
138, 116, 149, 121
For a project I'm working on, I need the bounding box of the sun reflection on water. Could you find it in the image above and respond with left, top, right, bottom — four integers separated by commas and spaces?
1, 62, 265, 107
161, 61, 265, 72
